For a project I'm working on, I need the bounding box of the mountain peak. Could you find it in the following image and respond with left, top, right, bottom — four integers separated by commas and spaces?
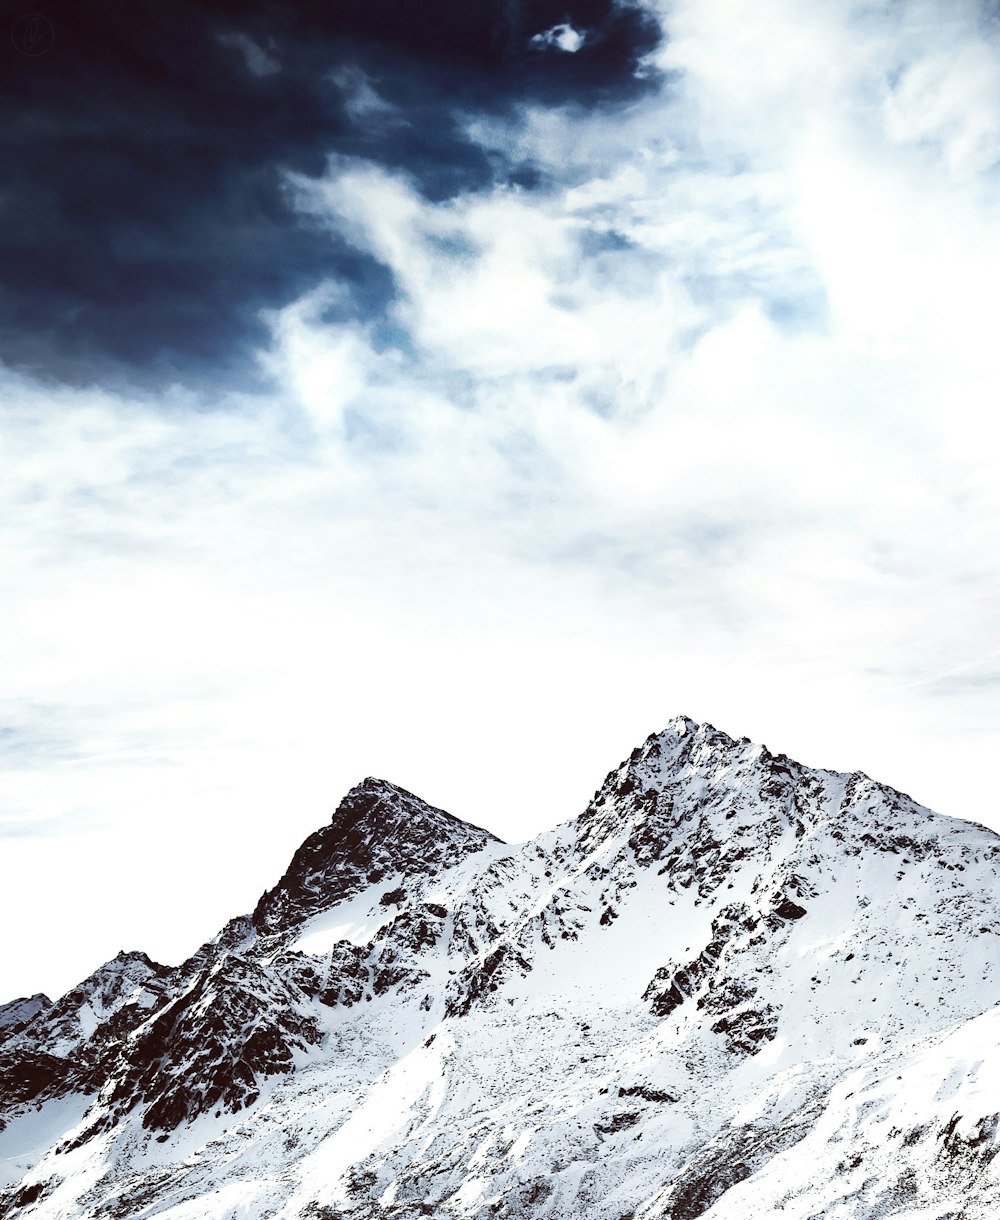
615, 717, 746, 782
109, 950, 165, 971
663, 712, 697, 734
251, 778, 501, 937
350, 775, 415, 799
337, 776, 445, 823
645, 715, 742, 757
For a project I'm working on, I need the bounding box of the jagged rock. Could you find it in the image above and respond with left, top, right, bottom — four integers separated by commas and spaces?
3, 717, 1000, 1220
0, 994, 50, 1046
251, 778, 499, 937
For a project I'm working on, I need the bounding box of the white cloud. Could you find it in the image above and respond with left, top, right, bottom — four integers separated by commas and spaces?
4, 0, 1000, 999
329, 65, 403, 125
530, 24, 586, 54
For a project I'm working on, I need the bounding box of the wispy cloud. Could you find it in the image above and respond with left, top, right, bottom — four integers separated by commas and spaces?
218, 31, 281, 78
0, 819, 75, 840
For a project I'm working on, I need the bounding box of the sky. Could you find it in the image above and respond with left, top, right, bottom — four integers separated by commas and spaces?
2, 0, 1000, 1002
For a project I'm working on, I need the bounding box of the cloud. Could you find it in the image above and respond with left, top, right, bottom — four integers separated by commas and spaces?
330, 65, 401, 124
218, 31, 281, 77
531, 24, 587, 53
0, 0, 660, 387
4, 0, 1000, 999
268, 0, 1000, 786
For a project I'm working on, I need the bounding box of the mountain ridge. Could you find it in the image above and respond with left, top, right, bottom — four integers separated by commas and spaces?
2, 716, 999, 1219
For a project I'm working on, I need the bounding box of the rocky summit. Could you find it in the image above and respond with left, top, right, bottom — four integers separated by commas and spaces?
2, 716, 1000, 1219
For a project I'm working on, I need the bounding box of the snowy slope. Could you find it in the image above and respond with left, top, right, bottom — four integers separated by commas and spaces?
1, 718, 999, 1219
0, 1000, 49, 1047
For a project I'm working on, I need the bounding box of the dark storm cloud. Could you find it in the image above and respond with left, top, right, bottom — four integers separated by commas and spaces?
0, 0, 662, 387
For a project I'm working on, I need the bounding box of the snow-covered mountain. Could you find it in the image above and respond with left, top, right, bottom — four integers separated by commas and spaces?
2, 716, 1000, 1219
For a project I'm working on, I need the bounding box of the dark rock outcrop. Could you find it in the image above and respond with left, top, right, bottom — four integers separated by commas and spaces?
252, 778, 499, 937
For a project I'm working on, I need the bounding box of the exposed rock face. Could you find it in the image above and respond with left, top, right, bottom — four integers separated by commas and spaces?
0, 952, 173, 1124
0, 996, 50, 1047
251, 777, 500, 937
94, 953, 325, 1136
2, 719, 1000, 1220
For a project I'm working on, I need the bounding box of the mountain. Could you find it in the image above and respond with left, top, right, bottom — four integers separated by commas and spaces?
2, 717, 1000, 1219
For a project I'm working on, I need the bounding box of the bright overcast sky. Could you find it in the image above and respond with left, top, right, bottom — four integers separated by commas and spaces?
3, 0, 1000, 1001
